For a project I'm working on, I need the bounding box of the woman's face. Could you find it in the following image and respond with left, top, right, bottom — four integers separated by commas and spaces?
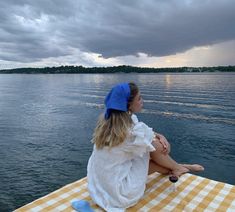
129, 91, 143, 113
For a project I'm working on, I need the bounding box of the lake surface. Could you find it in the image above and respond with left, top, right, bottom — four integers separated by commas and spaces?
0, 73, 234, 211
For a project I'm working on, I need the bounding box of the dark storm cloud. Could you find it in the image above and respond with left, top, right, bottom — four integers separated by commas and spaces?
0, 0, 235, 62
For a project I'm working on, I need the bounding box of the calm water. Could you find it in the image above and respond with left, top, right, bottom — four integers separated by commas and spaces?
0, 73, 234, 211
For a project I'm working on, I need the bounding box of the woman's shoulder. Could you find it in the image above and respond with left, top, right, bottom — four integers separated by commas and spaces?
130, 114, 153, 135
131, 114, 149, 128
131, 114, 139, 124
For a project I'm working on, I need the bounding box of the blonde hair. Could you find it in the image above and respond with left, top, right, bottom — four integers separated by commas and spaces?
92, 82, 139, 149
92, 111, 132, 149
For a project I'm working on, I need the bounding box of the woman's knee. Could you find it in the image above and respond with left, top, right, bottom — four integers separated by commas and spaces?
151, 139, 164, 153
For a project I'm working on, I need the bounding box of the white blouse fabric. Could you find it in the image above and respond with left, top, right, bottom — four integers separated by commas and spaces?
87, 114, 156, 212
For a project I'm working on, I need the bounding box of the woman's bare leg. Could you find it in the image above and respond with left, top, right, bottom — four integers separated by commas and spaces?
180, 164, 204, 172
148, 159, 171, 175
150, 139, 189, 176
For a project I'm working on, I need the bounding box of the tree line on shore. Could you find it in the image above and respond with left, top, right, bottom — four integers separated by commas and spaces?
0, 65, 234, 74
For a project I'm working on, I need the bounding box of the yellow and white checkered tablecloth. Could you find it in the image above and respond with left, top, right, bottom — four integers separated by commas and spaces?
15, 172, 235, 211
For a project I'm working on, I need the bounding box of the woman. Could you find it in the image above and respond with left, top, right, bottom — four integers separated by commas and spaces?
87, 82, 204, 211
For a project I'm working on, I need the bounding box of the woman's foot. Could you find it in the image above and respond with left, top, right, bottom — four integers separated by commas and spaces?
181, 164, 204, 172
172, 165, 189, 177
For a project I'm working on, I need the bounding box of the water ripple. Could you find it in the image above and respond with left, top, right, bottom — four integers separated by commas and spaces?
142, 109, 235, 125
144, 99, 234, 110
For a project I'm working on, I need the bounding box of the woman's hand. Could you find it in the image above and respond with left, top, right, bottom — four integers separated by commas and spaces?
155, 133, 171, 155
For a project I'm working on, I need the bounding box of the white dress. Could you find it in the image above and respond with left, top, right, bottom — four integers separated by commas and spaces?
87, 114, 156, 212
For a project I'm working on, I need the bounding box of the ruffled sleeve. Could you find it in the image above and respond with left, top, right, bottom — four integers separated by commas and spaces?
123, 114, 156, 157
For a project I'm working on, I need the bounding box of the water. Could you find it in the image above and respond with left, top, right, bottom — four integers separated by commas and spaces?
0, 73, 234, 211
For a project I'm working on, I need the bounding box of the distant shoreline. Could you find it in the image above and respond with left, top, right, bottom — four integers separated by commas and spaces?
0, 65, 235, 74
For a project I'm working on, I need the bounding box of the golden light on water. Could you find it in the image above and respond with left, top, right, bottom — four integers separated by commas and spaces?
165, 74, 172, 88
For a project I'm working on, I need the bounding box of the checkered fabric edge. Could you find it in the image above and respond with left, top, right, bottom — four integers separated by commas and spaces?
15, 172, 235, 212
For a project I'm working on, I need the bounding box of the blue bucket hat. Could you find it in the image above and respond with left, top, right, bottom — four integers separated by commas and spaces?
104, 83, 130, 119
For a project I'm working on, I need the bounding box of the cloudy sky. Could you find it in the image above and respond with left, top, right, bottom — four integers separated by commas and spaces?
0, 0, 235, 69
